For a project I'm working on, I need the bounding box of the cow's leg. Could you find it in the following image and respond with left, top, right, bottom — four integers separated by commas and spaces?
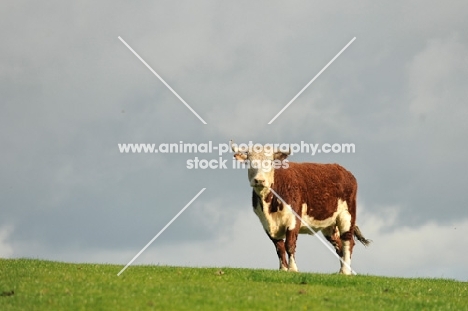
322, 225, 343, 257
285, 226, 300, 272
267, 233, 288, 271
336, 205, 355, 275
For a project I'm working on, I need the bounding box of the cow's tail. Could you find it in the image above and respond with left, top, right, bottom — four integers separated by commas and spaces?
354, 225, 372, 246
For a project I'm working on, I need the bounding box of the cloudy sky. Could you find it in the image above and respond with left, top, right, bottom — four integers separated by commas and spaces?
2, 1, 468, 281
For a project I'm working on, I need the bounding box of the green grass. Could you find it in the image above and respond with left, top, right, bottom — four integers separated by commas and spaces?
0, 259, 467, 310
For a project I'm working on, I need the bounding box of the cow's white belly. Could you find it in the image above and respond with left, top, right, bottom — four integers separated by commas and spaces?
254, 199, 349, 239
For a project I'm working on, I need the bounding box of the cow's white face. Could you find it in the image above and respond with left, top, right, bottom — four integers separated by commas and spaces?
232, 143, 289, 195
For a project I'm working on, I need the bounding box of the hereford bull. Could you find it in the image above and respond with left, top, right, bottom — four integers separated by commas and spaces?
232, 142, 370, 275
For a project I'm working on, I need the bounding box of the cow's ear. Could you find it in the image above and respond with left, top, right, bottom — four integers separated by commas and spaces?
234, 152, 248, 162
273, 152, 289, 161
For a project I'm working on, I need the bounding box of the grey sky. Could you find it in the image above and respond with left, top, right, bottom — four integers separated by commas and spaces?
1, 1, 468, 280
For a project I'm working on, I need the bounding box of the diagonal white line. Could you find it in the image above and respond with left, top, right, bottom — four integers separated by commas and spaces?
268, 37, 356, 124
268, 187, 357, 275
118, 36, 207, 125
117, 188, 206, 276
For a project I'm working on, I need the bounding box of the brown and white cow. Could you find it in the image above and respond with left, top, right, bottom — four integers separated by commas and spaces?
232, 142, 370, 275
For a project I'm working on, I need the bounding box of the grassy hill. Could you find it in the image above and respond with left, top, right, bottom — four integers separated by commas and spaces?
0, 259, 466, 310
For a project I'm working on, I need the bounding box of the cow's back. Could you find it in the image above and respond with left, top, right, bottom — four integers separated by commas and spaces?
270, 162, 357, 220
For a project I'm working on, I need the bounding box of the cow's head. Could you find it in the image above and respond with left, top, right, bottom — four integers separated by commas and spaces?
231, 141, 290, 194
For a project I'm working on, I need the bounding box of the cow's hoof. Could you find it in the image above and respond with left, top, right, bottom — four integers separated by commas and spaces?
280, 266, 288, 271
288, 268, 299, 272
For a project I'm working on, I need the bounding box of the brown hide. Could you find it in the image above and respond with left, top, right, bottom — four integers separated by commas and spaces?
253, 162, 357, 222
